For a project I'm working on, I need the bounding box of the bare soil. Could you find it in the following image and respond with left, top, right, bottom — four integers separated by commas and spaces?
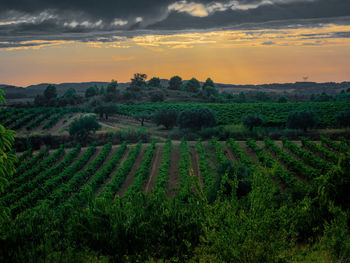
144, 147, 163, 194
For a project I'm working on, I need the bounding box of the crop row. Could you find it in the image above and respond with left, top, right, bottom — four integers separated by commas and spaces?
124, 141, 156, 198
196, 139, 215, 195
0, 145, 65, 206
320, 136, 348, 154
26, 110, 56, 130
10, 143, 97, 217
154, 139, 172, 191
46, 143, 112, 209
66, 142, 127, 208
281, 137, 334, 173
226, 138, 254, 167
99, 142, 142, 199
9, 147, 50, 185
15, 148, 33, 165
246, 138, 310, 200
2, 144, 81, 209
300, 137, 339, 164
264, 138, 319, 180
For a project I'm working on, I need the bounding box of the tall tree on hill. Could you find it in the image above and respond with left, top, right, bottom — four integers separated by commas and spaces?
148, 77, 161, 88
185, 78, 200, 93
203, 78, 215, 88
44, 85, 57, 100
107, 80, 118, 95
130, 73, 147, 90
169, 76, 182, 90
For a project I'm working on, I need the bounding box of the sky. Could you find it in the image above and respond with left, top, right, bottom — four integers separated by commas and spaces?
0, 0, 350, 86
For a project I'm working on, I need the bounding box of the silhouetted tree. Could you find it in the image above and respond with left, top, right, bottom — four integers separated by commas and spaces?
202, 86, 219, 99
185, 78, 200, 93
107, 80, 118, 95
169, 76, 182, 90
203, 78, 215, 88
130, 73, 147, 90
286, 110, 318, 132
62, 88, 82, 105
44, 85, 57, 100
148, 77, 161, 88
177, 107, 217, 130
152, 108, 178, 130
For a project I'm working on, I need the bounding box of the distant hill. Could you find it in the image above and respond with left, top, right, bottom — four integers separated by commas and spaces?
1, 80, 350, 101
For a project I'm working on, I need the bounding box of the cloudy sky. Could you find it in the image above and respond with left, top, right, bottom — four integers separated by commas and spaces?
1, 0, 350, 86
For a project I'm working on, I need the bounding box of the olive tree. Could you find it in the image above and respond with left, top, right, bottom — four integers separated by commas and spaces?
169, 76, 182, 90
152, 108, 178, 130
69, 116, 101, 141
177, 107, 217, 130
134, 111, 151, 126
286, 110, 318, 132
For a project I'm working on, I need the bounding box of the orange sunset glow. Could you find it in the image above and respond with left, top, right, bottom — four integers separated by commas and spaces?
1, 24, 350, 86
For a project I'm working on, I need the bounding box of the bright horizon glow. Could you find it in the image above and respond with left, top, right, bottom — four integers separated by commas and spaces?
1, 24, 350, 87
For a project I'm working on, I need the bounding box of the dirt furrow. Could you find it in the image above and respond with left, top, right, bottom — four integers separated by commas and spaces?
145, 147, 163, 194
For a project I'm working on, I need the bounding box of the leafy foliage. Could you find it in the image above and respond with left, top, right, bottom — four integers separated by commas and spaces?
242, 113, 264, 131
286, 110, 318, 131
169, 75, 182, 90
177, 107, 217, 130
184, 78, 200, 93
335, 109, 350, 127
152, 108, 178, 130
69, 115, 101, 141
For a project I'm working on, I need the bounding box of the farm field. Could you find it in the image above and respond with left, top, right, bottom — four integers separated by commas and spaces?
4, 136, 348, 217
1, 135, 349, 261
1, 90, 350, 262
3, 0, 350, 260
2, 100, 350, 134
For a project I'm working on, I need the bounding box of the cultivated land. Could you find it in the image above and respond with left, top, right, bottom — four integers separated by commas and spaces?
1, 80, 350, 262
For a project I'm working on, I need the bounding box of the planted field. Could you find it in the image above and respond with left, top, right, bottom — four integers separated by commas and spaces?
0, 107, 91, 132
1, 135, 350, 262
118, 101, 350, 127
2, 136, 348, 220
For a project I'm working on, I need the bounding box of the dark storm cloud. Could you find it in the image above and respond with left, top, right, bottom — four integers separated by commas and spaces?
0, 0, 350, 48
